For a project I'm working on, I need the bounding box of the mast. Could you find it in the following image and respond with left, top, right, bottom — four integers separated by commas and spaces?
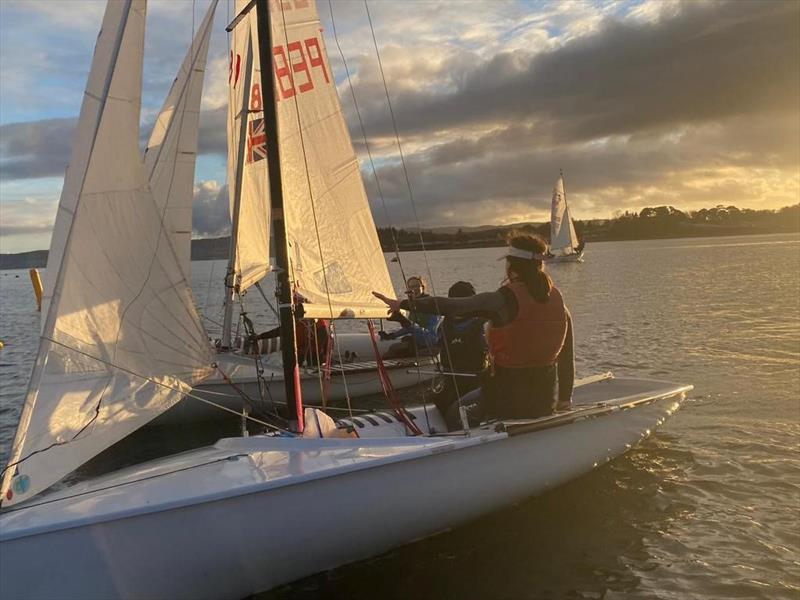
221, 43, 254, 349
254, 0, 303, 432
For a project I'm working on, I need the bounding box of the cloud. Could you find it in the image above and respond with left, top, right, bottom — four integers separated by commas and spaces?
0, 180, 229, 254
0, 119, 75, 180
1, 0, 798, 253
196, 107, 227, 155
0, 107, 228, 181
0, 0, 226, 124
345, 0, 799, 142
192, 180, 230, 237
0, 195, 59, 255
365, 111, 800, 228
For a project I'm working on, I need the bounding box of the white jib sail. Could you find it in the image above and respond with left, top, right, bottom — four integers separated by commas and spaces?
227, 0, 271, 293
1, 0, 213, 507
144, 0, 218, 282
550, 175, 578, 254
267, 0, 395, 319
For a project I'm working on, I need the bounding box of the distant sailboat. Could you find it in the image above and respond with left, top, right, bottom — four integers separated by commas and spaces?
545, 172, 585, 263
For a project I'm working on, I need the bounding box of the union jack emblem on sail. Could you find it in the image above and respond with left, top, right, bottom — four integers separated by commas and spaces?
247, 117, 267, 163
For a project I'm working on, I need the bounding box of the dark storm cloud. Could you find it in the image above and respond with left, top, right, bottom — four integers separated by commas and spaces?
352, 0, 799, 141
196, 107, 227, 155
0, 107, 228, 182
192, 182, 230, 238
346, 0, 800, 227
367, 110, 800, 228
0, 118, 75, 180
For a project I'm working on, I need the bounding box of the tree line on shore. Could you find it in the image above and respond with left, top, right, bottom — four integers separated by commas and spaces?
377, 203, 800, 251
2, 204, 797, 269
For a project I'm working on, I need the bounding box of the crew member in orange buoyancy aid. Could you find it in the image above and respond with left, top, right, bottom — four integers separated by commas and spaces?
373, 233, 575, 422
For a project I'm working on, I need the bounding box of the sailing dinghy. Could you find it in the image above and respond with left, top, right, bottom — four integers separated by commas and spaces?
546, 173, 585, 263
0, 2, 690, 597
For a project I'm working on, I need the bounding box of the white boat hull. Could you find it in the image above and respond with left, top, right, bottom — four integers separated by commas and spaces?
544, 250, 585, 263
0, 378, 689, 599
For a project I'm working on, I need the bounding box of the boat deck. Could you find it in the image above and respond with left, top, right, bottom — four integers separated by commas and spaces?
1, 377, 691, 540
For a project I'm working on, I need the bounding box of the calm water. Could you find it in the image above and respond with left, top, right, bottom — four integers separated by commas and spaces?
1, 234, 798, 599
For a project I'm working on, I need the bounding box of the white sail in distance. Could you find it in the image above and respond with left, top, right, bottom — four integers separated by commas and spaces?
550, 175, 579, 254
144, 0, 218, 282
1, 0, 213, 506
227, 0, 271, 293
265, 0, 395, 318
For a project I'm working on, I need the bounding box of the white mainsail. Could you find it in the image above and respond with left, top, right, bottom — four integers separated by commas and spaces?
226, 0, 395, 319
550, 175, 579, 254
226, 0, 271, 293
1, 0, 213, 506
144, 0, 218, 282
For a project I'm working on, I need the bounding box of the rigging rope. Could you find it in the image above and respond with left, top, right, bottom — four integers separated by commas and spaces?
0, 336, 292, 479
274, 0, 364, 418
327, 0, 437, 407
327, 0, 406, 279
367, 320, 422, 435
362, 0, 472, 421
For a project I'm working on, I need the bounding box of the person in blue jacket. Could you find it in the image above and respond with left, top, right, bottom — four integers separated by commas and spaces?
380, 276, 442, 358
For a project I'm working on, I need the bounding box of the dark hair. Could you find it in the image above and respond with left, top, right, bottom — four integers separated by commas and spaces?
448, 280, 475, 298
406, 276, 425, 288
505, 232, 553, 303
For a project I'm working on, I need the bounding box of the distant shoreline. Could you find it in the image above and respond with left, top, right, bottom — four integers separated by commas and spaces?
2, 227, 797, 271
382, 225, 799, 253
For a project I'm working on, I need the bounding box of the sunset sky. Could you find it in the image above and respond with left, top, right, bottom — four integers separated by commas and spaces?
0, 0, 798, 253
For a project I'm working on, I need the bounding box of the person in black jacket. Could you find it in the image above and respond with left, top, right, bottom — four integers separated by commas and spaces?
434, 281, 488, 430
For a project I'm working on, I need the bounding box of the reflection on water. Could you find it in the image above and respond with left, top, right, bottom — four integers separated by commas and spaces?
1, 233, 798, 599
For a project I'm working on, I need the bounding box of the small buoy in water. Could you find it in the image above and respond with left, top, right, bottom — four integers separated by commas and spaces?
0, 341, 4, 350
29, 268, 44, 312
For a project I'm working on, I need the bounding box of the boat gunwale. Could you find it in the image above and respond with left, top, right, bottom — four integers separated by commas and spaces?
202, 356, 437, 385
0, 381, 690, 541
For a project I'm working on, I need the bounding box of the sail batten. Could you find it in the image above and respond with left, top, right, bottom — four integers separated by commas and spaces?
2, 0, 213, 507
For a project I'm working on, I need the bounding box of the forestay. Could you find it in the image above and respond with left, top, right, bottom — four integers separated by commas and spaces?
227, 0, 271, 293
144, 0, 218, 282
1, 0, 213, 507
229, 0, 395, 318
550, 175, 578, 254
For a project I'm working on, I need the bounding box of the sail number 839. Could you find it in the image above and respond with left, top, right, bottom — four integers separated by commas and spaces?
232, 36, 330, 111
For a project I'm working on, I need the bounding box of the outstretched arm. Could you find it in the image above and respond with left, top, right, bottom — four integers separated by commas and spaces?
556, 310, 575, 410
373, 290, 507, 320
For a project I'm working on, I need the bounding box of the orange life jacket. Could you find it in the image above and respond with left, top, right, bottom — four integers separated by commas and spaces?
488, 281, 567, 368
